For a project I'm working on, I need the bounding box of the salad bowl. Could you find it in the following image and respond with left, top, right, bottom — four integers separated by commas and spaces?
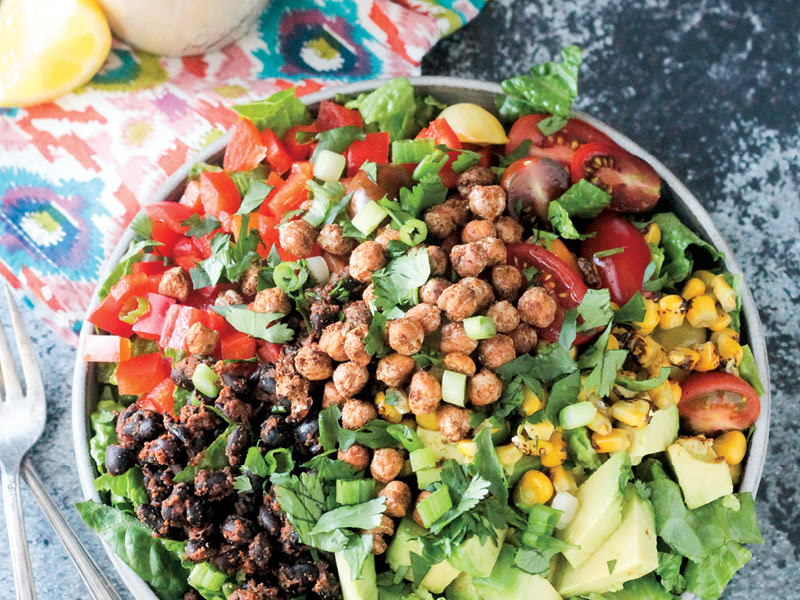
72, 77, 771, 600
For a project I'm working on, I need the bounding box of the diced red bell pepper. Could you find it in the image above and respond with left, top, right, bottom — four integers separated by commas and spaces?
116, 353, 169, 396
132, 261, 170, 278
230, 213, 281, 258
82, 335, 131, 362
88, 294, 133, 337
179, 180, 203, 212
138, 377, 176, 414
260, 128, 294, 175
346, 132, 390, 176
151, 221, 182, 257
257, 340, 283, 364
221, 330, 257, 360
184, 285, 233, 310
417, 118, 462, 150
132, 293, 176, 340
200, 171, 241, 219
316, 100, 363, 131
282, 124, 318, 161
145, 202, 193, 234
172, 236, 212, 271
224, 118, 267, 172
110, 273, 154, 303
267, 161, 314, 217
462, 143, 493, 167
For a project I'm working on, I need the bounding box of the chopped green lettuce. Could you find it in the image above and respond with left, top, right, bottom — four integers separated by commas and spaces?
232, 88, 312, 137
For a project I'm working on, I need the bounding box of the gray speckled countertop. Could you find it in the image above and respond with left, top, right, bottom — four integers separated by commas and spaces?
1, 0, 798, 598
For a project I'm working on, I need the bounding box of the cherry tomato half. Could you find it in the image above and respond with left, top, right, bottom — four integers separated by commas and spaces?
678, 371, 761, 434
500, 158, 569, 223
505, 114, 616, 168
570, 142, 661, 213
506, 242, 594, 345
579, 213, 651, 306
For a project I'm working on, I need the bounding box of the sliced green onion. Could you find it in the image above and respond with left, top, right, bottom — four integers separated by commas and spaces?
417, 485, 453, 528
305, 256, 330, 285
336, 479, 376, 505
559, 402, 598, 430
410, 448, 436, 472
416, 466, 442, 489
398, 219, 427, 246
119, 297, 150, 324
187, 562, 227, 592
352, 201, 388, 236
463, 316, 497, 340
413, 149, 448, 181
391, 139, 435, 164
192, 363, 221, 398
313, 149, 347, 182
273, 262, 307, 292
441, 370, 467, 407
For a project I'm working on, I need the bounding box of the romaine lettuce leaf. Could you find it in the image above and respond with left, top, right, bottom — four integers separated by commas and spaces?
648, 213, 724, 289
232, 88, 312, 137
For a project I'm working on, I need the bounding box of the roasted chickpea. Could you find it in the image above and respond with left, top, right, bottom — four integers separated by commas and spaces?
158, 266, 191, 302
487, 300, 520, 333
518, 286, 557, 328
367, 514, 395, 537
376, 354, 416, 388
437, 283, 479, 322
444, 352, 476, 376
341, 398, 377, 429
450, 242, 488, 277
437, 404, 472, 442
460, 277, 494, 312
349, 241, 386, 282
279, 219, 317, 258
343, 300, 372, 327
424, 204, 457, 239
462, 220, 496, 243
509, 323, 538, 355
323, 381, 347, 409
254, 287, 292, 315
409, 371, 442, 415
413, 492, 432, 527
387, 317, 425, 356
491, 264, 524, 301
467, 369, 503, 406
338, 443, 370, 471
477, 334, 516, 370
375, 226, 401, 249
241, 263, 260, 297
380, 481, 412, 518
457, 166, 496, 198
319, 322, 349, 362
185, 322, 219, 355
468, 185, 506, 221
333, 362, 370, 398
317, 224, 356, 256
426, 246, 449, 276
344, 325, 371, 366
214, 289, 244, 307
294, 344, 333, 380
405, 304, 442, 336
494, 216, 524, 243
362, 284, 376, 305
444, 195, 471, 226
420, 277, 451, 305
479, 237, 507, 266
439, 322, 478, 354
371, 535, 388, 555
370, 448, 404, 483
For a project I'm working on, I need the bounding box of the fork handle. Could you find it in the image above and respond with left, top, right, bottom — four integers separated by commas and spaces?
1, 460, 36, 600
20, 459, 125, 600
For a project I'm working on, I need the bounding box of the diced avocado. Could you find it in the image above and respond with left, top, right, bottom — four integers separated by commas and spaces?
448, 528, 507, 578
472, 545, 562, 600
556, 485, 658, 597
417, 466, 442, 489
444, 573, 483, 600
335, 552, 378, 600
418, 428, 466, 464
558, 451, 631, 569
667, 436, 733, 509
624, 405, 679, 466
386, 517, 459, 593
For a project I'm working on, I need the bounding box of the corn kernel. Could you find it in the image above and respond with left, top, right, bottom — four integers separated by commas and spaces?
708, 307, 733, 332
693, 341, 720, 372
591, 429, 633, 454
628, 335, 663, 368
681, 277, 706, 301
587, 411, 612, 436
610, 399, 652, 429
711, 327, 740, 345
646, 351, 671, 377
634, 298, 659, 335
496, 444, 523, 467
375, 391, 404, 424
541, 431, 567, 467
716, 333, 744, 365
522, 385, 543, 416
513, 470, 553, 507
658, 295, 687, 330
649, 380, 677, 409
693, 270, 716, 287
669, 380, 682, 404
643, 222, 661, 245
457, 440, 477, 457
713, 431, 747, 466
607, 334, 620, 350
712, 275, 737, 313
686, 295, 718, 328
729, 462, 743, 485
416, 412, 438, 431
668, 346, 700, 370
550, 466, 578, 494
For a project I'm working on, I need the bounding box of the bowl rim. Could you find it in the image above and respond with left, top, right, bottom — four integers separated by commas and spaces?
71, 76, 771, 600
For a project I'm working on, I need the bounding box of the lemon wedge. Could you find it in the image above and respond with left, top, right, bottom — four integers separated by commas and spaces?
0, 0, 111, 107
438, 103, 509, 145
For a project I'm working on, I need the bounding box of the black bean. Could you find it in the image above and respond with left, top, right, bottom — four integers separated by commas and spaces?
194, 468, 234, 502
212, 545, 244, 575
243, 533, 271, 575
185, 537, 216, 563
294, 418, 322, 456
257, 505, 281, 536
221, 515, 254, 545
278, 562, 318, 595
139, 435, 184, 466
226, 426, 251, 467
118, 406, 164, 445
309, 301, 340, 335
185, 497, 208, 527
260, 415, 290, 449
137, 503, 168, 536
104, 445, 134, 476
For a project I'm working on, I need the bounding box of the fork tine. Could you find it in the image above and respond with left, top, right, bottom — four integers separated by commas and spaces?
0, 297, 22, 400
4, 287, 44, 400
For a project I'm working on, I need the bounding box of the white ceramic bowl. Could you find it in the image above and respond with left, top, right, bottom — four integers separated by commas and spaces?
72, 77, 771, 600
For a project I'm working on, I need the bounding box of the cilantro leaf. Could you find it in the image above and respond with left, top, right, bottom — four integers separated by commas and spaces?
271, 471, 326, 544
544, 370, 581, 424
471, 428, 508, 505
578, 324, 628, 397
241, 447, 269, 477
129, 213, 153, 240
304, 181, 348, 227
451, 148, 482, 174
514, 537, 575, 576
398, 175, 448, 218
547, 200, 592, 240
499, 139, 532, 168
429, 476, 491, 534
613, 291, 646, 324
339, 534, 374, 580
237, 180, 273, 215
576, 288, 613, 331
318, 405, 341, 452
556, 179, 611, 218
233, 88, 312, 137
536, 115, 568, 136
181, 214, 221, 237
371, 248, 431, 311
616, 367, 671, 392
212, 305, 294, 343
364, 312, 389, 357
310, 498, 386, 535
738, 344, 765, 396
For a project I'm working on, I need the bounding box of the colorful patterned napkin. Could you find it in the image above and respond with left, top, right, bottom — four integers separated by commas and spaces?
0, 0, 484, 344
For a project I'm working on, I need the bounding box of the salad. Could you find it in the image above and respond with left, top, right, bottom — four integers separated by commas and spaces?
78, 46, 765, 600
